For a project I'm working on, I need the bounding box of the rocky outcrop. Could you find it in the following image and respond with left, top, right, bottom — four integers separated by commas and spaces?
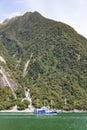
23, 53, 33, 78
0, 66, 19, 98
0, 56, 6, 64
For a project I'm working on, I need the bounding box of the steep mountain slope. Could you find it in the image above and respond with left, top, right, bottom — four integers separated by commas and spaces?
0, 11, 87, 110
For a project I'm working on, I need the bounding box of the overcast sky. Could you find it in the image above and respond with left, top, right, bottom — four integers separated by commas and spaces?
0, 0, 87, 38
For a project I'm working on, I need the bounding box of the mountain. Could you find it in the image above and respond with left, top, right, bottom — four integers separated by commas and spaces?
0, 11, 87, 110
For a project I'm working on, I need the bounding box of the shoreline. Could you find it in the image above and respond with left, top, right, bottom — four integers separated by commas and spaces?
0, 108, 87, 113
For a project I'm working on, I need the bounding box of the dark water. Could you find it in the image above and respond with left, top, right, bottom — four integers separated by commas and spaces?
0, 112, 87, 130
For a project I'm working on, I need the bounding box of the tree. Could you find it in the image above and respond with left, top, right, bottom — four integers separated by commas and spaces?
23, 100, 30, 108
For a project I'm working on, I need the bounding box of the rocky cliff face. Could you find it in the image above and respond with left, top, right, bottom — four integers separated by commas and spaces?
0, 56, 19, 98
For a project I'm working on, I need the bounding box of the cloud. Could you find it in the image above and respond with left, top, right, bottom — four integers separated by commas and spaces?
0, 12, 21, 23
7, 12, 21, 19
16, 0, 25, 4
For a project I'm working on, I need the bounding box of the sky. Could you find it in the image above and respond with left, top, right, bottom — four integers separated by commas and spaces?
0, 0, 87, 38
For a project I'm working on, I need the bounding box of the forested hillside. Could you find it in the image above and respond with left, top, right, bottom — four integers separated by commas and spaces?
0, 11, 87, 110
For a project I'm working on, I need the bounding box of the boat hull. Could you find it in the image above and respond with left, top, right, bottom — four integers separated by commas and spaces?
34, 109, 57, 115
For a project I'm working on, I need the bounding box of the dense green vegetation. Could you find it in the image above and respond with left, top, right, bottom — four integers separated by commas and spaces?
17, 100, 30, 110
0, 11, 87, 110
0, 87, 30, 110
0, 87, 15, 110
0, 86, 30, 110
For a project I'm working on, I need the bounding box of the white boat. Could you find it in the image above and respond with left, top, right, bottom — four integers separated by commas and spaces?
34, 108, 57, 115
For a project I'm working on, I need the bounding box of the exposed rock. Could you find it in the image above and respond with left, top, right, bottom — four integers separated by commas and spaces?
0, 67, 18, 98
23, 53, 33, 78
0, 56, 6, 64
